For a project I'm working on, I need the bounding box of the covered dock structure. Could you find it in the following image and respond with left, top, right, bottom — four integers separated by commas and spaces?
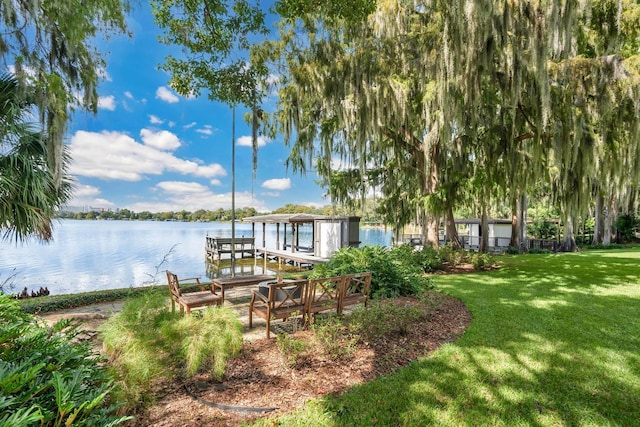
243, 213, 361, 269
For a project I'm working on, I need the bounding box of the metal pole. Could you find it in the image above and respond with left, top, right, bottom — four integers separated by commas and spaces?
231, 105, 236, 276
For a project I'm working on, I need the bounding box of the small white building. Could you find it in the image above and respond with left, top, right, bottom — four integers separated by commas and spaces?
456, 218, 512, 250
243, 214, 361, 267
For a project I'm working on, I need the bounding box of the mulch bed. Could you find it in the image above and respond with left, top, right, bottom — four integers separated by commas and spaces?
125, 293, 472, 427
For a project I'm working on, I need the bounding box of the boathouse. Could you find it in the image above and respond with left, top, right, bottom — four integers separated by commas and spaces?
242, 214, 361, 268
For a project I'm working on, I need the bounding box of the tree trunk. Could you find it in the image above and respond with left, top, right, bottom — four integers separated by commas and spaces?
519, 193, 528, 252
603, 195, 617, 244
592, 191, 603, 244
510, 194, 521, 249
423, 212, 440, 248
561, 214, 578, 252
445, 204, 461, 248
479, 202, 489, 253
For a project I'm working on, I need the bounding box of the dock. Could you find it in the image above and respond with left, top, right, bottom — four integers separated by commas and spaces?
206, 236, 255, 261
256, 247, 329, 270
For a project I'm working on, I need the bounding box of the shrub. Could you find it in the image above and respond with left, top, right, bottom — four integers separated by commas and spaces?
414, 245, 445, 272
275, 334, 308, 367
0, 295, 130, 426
100, 290, 242, 409
438, 244, 467, 266
312, 245, 433, 298
347, 299, 424, 342
614, 213, 639, 242
470, 252, 497, 270
311, 315, 357, 360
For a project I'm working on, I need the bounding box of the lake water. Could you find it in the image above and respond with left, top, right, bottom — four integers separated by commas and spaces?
0, 220, 392, 296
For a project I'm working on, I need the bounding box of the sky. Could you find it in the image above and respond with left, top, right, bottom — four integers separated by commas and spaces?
65, 2, 328, 214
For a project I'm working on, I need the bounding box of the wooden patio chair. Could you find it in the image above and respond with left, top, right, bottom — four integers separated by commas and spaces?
305, 276, 345, 325
249, 279, 308, 338
166, 270, 223, 314
339, 272, 372, 314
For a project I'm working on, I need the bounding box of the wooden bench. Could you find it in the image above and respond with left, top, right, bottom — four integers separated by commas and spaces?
166, 271, 223, 314
248, 279, 308, 338
339, 272, 372, 314
305, 276, 345, 325
248, 272, 372, 338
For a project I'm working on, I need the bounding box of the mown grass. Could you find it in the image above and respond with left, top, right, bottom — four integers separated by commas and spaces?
250, 247, 640, 426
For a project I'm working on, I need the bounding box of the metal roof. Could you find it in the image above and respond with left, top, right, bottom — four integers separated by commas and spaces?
242, 213, 356, 224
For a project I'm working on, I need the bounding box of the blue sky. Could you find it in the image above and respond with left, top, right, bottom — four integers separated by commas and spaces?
65, 2, 327, 213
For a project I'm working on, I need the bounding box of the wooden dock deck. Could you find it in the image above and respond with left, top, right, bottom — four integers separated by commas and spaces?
256, 247, 329, 270
205, 236, 255, 261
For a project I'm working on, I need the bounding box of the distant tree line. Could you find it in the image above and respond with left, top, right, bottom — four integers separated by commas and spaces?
56, 202, 384, 223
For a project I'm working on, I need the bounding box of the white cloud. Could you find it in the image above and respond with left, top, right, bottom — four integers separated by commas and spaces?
261, 178, 291, 191
210, 179, 222, 186
68, 130, 226, 181
168, 121, 176, 128
196, 125, 215, 136
97, 96, 116, 111
184, 122, 197, 129
68, 184, 115, 208
148, 114, 164, 124
139, 128, 181, 150
98, 96, 116, 111
261, 191, 280, 197
155, 86, 179, 104
124, 91, 134, 99
126, 183, 266, 212
237, 135, 271, 147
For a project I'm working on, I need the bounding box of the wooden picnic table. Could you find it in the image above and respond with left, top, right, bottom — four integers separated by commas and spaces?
212, 274, 276, 301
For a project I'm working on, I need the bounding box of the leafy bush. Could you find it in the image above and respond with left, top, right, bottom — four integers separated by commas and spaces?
0, 295, 130, 426
311, 315, 357, 360
438, 244, 467, 267
614, 213, 639, 242
100, 290, 242, 409
505, 246, 520, 254
470, 252, 497, 270
411, 245, 445, 272
586, 243, 627, 250
275, 334, 308, 367
347, 299, 424, 341
312, 245, 433, 298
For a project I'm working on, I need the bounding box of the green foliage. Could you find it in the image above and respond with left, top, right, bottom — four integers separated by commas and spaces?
275, 334, 308, 367
614, 213, 639, 242
505, 246, 520, 254
18, 285, 167, 314
527, 219, 559, 240
438, 244, 467, 267
312, 245, 433, 298
311, 315, 357, 360
347, 299, 424, 342
470, 252, 496, 270
412, 245, 445, 272
0, 295, 130, 426
100, 290, 242, 409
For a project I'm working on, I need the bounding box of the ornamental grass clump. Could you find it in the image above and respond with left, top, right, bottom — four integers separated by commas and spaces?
100, 290, 242, 409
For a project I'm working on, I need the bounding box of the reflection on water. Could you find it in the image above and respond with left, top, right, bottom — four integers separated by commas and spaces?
0, 220, 392, 295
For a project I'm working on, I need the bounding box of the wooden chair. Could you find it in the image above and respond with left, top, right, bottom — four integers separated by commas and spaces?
249, 279, 308, 338
339, 272, 372, 314
166, 271, 223, 314
305, 276, 345, 325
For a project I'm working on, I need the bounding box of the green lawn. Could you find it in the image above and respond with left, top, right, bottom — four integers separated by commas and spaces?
251, 248, 640, 426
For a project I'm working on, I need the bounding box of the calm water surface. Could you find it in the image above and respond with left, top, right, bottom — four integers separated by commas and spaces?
0, 220, 392, 295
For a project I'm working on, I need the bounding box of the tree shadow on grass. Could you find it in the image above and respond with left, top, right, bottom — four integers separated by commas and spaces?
298, 252, 640, 426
